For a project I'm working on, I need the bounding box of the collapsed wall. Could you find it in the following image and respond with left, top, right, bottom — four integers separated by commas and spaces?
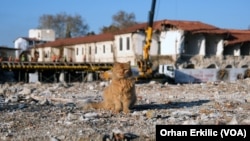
150, 55, 250, 70
188, 55, 250, 69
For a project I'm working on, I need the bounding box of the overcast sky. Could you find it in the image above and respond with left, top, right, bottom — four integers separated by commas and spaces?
1, 0, 249, 47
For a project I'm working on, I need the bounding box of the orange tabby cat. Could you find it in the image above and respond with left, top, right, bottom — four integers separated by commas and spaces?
85, 61, 136, 114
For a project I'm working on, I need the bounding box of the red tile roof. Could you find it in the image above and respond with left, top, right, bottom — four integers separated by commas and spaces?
225, 29, 250, 45
115, 19, 229, 34
35, 33, 114, 48
33, 19, 249, 48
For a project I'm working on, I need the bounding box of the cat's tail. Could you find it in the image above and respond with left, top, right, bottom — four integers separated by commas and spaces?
87, 101, 104, 109
80, 100, 104, 110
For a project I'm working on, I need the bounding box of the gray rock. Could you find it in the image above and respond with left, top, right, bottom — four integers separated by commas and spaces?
227, 116, 238, 125
0, 88, 5, 95
66, 113, 79, 121
18, 87, 32, 95
84, 112, 99, 119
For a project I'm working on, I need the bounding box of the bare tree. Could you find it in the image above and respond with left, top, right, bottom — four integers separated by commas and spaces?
100, 25, 120, 33
38, 12, 89, 38
112, 10, 137, 29
100, 10, 137, 33
86, 31, 96, 36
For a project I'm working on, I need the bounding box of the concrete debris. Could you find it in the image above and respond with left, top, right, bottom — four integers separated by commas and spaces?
0, 79, 249, 140
18, 87, 32, 95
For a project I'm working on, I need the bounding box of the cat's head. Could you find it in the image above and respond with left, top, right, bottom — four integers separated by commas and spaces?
112, 61, 132, 79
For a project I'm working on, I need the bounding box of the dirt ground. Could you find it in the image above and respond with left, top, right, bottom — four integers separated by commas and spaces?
0, 79, 250, 141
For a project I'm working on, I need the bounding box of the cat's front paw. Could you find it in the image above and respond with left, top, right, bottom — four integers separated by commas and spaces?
123, 109, 131, 114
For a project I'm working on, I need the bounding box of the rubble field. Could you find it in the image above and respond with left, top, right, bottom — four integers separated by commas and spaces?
0, 79, 250, 141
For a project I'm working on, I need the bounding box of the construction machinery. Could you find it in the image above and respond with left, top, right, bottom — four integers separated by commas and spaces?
136, 0, 157, 80
99, 0, 159, 82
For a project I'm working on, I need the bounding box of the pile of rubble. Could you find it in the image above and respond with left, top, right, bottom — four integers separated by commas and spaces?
0, 79, 249, 140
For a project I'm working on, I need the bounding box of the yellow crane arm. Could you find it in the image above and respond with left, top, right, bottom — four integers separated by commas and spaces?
137, 0, 156, 79
143, 26, 153, 60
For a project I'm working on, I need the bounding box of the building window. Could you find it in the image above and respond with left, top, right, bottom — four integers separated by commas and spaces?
126, 37, 130, 50
95, 46, 97, 54
111, 44, 113, 53
103, 45, 105, 53
89, 46, 91, 54
158, 41, 161, 54
82, 47, 84, 55
119, 37, 123, 51
76, 48, 79, 55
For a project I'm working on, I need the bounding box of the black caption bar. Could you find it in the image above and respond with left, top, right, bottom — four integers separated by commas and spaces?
156, 125, 250, 141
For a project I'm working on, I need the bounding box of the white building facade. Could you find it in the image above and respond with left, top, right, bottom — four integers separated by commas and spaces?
29, 29, 55, 41
14, 29, 56, 60
28, 19, 250, 70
